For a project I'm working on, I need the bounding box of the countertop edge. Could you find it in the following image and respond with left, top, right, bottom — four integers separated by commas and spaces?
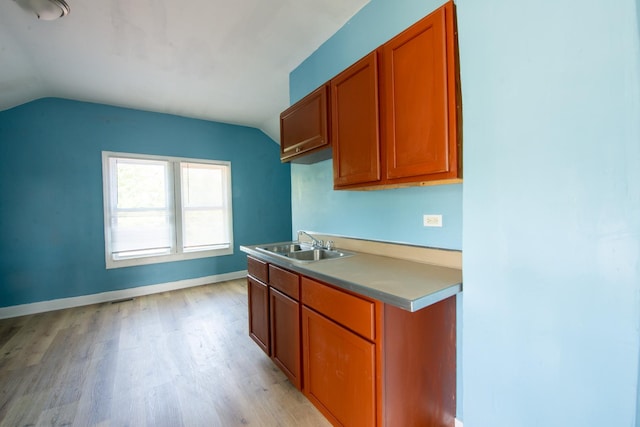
240, 244, 462, 312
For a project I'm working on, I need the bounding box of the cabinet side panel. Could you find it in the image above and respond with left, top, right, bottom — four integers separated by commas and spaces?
383, 296, 456, 426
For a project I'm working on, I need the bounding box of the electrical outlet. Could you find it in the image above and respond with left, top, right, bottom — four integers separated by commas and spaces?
423, 214, 443, 227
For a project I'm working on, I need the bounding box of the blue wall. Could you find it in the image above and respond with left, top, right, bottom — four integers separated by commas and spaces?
458, 0, 640, 425
0, 98, 292, 308
291, 160, 462, 249
290, 0, 640, 425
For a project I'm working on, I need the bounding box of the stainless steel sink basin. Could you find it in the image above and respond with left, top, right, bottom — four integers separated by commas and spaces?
286, 248, 351, 261
257, 242, 312, 254
255, 241, 354, 263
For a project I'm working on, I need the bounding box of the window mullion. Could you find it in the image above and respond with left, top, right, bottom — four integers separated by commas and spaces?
173, 161, 184, 254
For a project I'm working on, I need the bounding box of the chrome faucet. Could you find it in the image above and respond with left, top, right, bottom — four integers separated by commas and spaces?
298, 230, 324, 249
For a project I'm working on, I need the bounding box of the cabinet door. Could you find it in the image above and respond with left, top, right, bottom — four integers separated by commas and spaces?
302, 307, 376, 426
280, 85, 330, 164
331, 52, 381, 188
270, 288, 301, 389
248, 276, 269, 355
380, 2, 458, 182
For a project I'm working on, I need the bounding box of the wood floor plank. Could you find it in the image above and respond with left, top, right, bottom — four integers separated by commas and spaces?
36, 400, 78, 426
0, 279, 330, 427
72, 339, 119, 426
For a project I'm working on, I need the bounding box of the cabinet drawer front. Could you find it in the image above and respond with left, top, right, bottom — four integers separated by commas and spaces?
247, 256, 268, 283
301, 277, 375, 341
269, 265, 299, 300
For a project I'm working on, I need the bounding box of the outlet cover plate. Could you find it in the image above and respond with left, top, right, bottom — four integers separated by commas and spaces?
423, 214, 443, 227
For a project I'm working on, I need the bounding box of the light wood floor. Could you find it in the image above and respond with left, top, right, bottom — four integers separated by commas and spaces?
0, 279, 330, 427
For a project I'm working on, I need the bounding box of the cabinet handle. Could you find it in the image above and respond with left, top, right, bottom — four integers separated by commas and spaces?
296, 147, 301, 153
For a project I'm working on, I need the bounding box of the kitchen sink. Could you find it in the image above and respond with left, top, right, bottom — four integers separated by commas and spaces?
255, 241, 354, 263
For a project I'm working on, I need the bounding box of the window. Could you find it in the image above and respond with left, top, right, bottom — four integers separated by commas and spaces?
102, 152, 233, 268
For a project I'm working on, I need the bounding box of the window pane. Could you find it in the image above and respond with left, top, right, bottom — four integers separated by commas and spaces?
110, 158, 174, 258
111, 210, 173, 257
182, 163, 224, 207
183, 209, 227, 250
116, 160, 167, 208
181, 162, 229, 250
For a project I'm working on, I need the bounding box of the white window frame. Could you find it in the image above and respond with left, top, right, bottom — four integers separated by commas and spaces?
102, 151, 233, 269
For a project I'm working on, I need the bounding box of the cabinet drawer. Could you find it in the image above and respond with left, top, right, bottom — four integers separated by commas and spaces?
247, 256, 268, 283
269, 265, 299, 300
301, 277, 375, 341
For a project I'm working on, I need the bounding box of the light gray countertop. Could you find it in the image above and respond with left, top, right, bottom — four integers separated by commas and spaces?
240, 243, 462, 312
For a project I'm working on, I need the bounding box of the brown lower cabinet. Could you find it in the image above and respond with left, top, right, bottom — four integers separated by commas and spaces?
302, 306, 376, 426
247, 258, 303, 389
247, 275, 269, 355
246, 256, 456, 426
270, 287, 301, 389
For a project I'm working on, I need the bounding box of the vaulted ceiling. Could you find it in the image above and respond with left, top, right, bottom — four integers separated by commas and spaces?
0, 0, 369, 141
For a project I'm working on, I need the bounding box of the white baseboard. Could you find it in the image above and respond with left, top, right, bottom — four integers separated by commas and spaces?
0, 270, 248, 320
455, 418, 463, 427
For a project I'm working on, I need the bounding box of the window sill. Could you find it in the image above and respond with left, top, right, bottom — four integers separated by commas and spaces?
105, 246, 233, 269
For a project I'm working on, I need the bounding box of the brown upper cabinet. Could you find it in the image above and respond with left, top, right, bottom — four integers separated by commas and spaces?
332, 1, 461, 190
279, 84, 331, 164
331, 52, 381, 187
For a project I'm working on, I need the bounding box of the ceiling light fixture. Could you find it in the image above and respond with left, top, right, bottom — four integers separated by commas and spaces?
14, 0, 70, 20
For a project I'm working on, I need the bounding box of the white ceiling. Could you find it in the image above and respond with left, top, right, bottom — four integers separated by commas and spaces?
0, 0, 369, 141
